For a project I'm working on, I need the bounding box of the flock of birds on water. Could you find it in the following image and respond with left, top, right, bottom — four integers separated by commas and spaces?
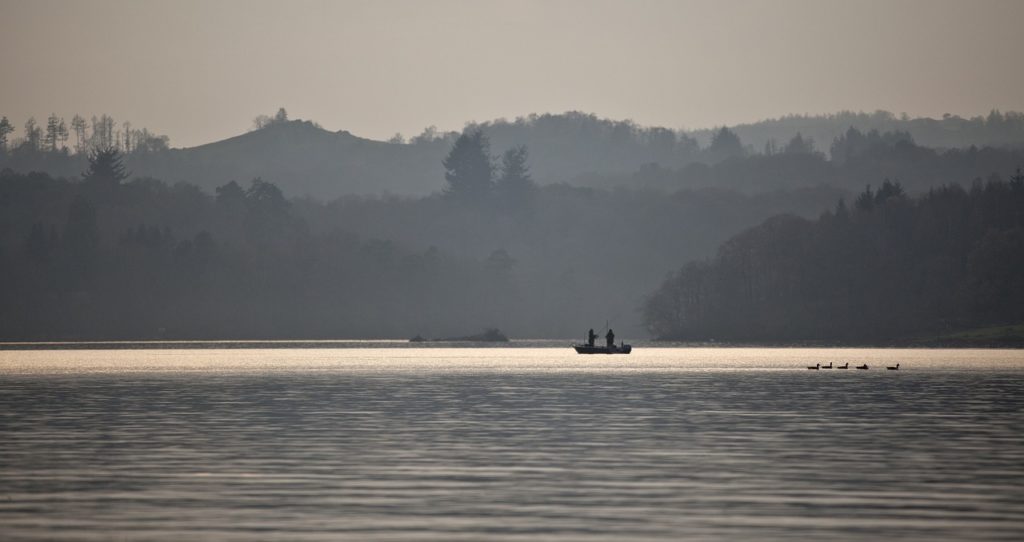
807, 362, 900, 370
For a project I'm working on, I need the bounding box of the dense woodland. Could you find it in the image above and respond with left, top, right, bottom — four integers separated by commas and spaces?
643, 175, 1024, 343
1, 110, 1022, 341
0, 148, 840, 340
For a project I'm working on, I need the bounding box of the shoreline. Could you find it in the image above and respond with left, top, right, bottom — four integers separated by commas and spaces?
1, 339, 1021, 350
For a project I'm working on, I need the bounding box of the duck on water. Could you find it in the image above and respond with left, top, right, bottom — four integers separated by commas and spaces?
808, 363, 893, 370
574, 328, 632, 354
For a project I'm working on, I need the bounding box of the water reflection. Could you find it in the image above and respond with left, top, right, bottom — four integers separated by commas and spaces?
0, 348, 1022, 540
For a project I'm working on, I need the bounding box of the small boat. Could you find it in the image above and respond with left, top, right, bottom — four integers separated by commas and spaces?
856, 364, 869, 370
807, 363, 820, 370
887, 363, 900, 371
821, 362, 833, 369
837, 362, 849, 369
573, 343, 632, 354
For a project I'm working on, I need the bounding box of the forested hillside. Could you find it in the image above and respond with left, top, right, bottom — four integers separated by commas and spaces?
0, 147, 841, 340
643, 175, 1024, 343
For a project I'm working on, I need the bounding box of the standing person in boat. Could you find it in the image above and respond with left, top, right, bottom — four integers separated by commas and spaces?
587, 328, 597, 347
606, 328, 615, 348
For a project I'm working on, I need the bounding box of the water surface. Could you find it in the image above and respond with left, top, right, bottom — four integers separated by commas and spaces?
1, 348, 1022, 540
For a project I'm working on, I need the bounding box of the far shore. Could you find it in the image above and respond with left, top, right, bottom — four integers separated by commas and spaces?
1, 338, 1022, 350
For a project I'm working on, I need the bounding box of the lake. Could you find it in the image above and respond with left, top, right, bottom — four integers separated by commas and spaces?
1, 347, 1022, 540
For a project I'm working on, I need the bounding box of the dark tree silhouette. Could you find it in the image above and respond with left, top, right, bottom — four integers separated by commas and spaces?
875, 179, 906, 202
707, 127, 745, 161
216, 180, 246, 205
495, 145, 536, 207
855, 184, 875, 211
443, 130, 493, 200
83, 147, 128, 188
246, 177, 288, 213
253, 107, 290, 130
242, 177, 294, 247
782, 132, 815, 155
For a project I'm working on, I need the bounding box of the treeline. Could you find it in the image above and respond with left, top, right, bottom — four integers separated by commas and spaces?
602, 127, 1024, 196
0, 138, 843, 340
0, 112, 169, 184
426, 110, 1024, 187
688, 109, 1024, 154
0, 113, 168, 156
643, 174, 1024, 343
0, 152, 513, 339
6, 109, 1023, 201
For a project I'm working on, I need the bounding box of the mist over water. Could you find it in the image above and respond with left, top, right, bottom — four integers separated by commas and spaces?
2, 348, 1022, 540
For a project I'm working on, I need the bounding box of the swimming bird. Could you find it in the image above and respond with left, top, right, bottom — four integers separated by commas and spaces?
807, 363, 820, 370
821, 361, 833, 369
837, 362, 849, 369
856, 364, 869, 370
887, 363, 900, 371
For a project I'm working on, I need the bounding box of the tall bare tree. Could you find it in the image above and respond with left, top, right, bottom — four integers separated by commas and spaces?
23, 117, 42, 151
58, 118, 69, 151
0, 116, 13, 152
91, 114, 115, 149
44, 114, 67, 152
71, 115, 87, 153
122, 121, 132, 153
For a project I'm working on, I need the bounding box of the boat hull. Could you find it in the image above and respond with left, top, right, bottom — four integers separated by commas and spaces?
573, 344, 632, 354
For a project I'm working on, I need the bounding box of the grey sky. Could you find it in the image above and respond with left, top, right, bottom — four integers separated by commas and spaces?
2, 0, 1022, 148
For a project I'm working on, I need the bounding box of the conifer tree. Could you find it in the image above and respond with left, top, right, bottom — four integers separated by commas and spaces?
442, 130, 493, 200
495, 145, 536, 207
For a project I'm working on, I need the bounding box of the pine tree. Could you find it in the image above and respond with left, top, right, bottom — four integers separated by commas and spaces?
44, 114, 62, 152
707, 127, 744, 161
58, 118, 69, 151
495, 145, 536, 207
83, 147, 128, 189
782, 132, 815, 154
442, 130, 493, 200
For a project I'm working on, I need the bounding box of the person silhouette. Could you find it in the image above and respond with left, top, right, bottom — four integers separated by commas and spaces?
606, 328, 615, 348
587, 328, 596, 347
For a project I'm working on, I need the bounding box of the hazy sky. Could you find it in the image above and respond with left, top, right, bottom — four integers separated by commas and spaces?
2, 0, 1023, 148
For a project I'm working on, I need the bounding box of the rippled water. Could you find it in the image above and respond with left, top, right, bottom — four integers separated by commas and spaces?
1, 347, 1022, 540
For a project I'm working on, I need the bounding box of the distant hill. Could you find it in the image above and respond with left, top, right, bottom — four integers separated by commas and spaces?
130, 120, 451, 198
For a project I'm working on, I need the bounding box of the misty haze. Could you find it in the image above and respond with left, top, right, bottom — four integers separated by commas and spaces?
1, 1, 1023, 540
